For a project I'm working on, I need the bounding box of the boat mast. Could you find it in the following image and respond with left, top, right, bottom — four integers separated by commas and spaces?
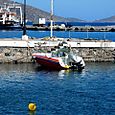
50, 0, 53, 38
23, 0, 26, 35
20, 6, 23, 25
22, 0, 28, 40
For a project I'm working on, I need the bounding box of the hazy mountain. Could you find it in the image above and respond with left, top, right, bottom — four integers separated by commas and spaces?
1, 0, 115, 22
0, 0, 83, 23
94, 16, 115, 22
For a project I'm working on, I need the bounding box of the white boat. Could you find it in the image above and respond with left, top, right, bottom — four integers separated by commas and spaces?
32, 43, 85, 70
0, 3, 22, 30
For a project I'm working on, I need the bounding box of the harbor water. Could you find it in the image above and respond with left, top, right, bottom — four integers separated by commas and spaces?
0, 31, 115, 115
0, 30, 115, 41
0, 63, 115, 115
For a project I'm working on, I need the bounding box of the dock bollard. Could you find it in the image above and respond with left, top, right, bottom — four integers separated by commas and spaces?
28, 103, 36, 111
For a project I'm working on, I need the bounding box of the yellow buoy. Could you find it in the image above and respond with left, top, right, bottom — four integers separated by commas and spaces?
28, 103, 36, 111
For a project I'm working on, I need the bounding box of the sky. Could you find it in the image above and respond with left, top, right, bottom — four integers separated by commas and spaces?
14, 0, 115, 21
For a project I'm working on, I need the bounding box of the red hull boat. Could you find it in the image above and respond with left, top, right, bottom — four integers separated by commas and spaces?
32, 46, 85, 70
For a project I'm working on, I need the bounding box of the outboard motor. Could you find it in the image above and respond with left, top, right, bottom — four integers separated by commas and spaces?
68, 51, 85, 70
71, 56, 85, 70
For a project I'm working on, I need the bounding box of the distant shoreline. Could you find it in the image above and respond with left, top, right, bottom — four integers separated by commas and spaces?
26, 25, 115, 32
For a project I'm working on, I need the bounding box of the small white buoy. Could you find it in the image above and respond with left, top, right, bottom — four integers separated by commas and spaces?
28, 103, 36, 111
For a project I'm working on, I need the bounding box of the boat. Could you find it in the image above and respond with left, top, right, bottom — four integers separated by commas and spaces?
0, 3, 22, 30
32, 0, 85, 70
32, 42, 85, 70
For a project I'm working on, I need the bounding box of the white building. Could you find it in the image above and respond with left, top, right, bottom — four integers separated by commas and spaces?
39, 18, 46, 25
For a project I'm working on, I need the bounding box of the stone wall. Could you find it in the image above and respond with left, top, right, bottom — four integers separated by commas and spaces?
77, 47, 115, 62
0, 48, 33, 64
0, 47, 115, 64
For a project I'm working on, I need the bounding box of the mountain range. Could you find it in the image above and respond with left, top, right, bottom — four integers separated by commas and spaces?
0, 0, 115, 22
94, 16, 115, 22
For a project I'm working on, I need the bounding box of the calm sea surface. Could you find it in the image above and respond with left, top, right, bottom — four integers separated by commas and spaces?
0, 63, 115, 115
0, 30, 115, 41
0, 31, 115, 115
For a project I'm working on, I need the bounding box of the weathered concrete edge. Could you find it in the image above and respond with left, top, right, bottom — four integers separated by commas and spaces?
0, 38, 115, 48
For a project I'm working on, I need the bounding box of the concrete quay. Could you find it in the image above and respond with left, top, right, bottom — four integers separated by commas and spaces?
0, 38, 115, 48
0, 38, 115, 63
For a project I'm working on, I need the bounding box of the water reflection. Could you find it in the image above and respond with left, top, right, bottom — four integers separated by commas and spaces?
29, 111, 36, 115
0, 63, 36, 72
34, 65, 86, 80
58, 70, 70, 79
58, 69, 86, 79
1, 62, 114, 80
